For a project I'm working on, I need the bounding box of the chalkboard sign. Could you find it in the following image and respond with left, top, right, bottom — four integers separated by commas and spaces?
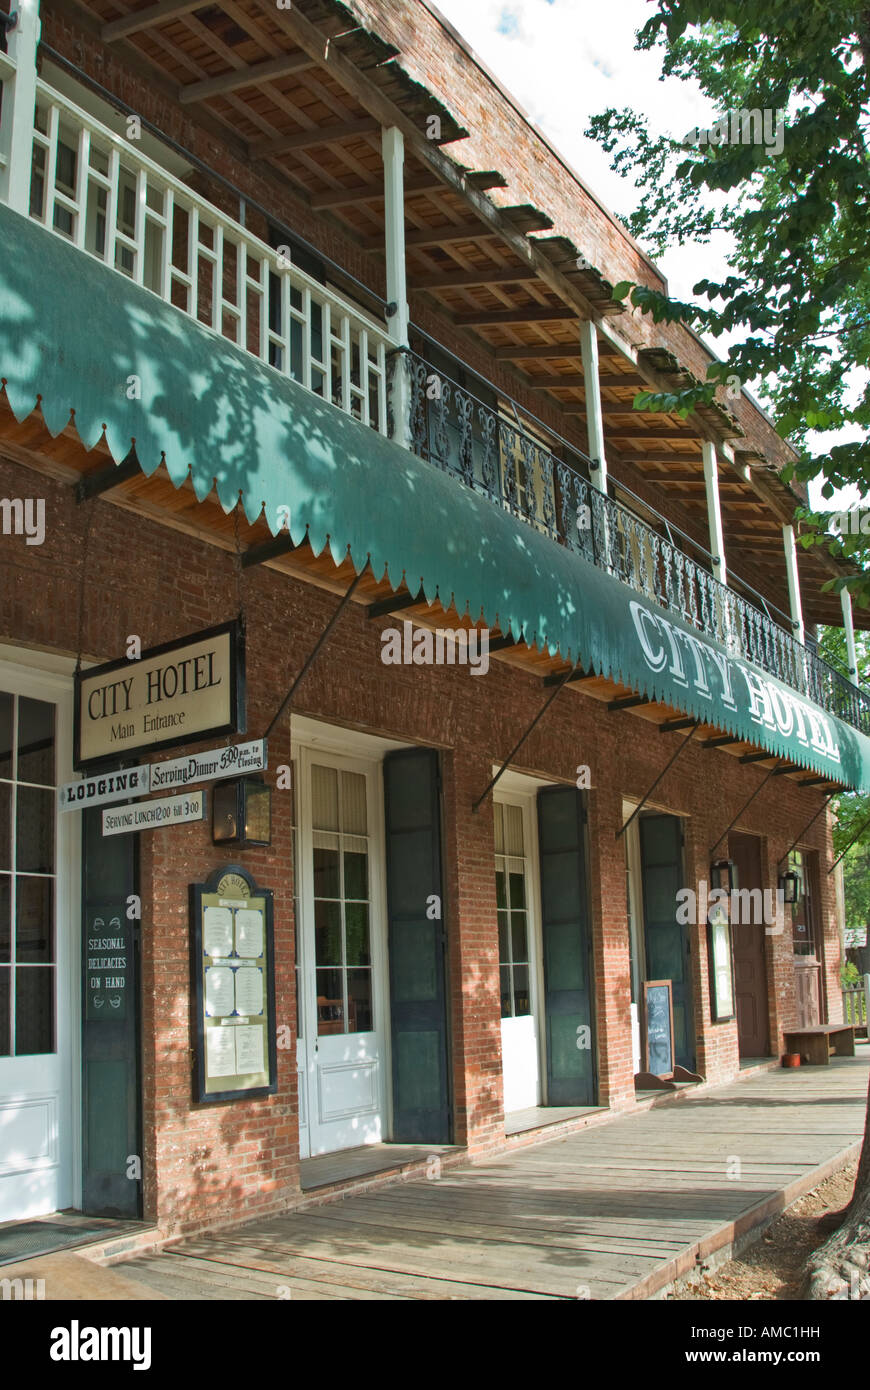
643, 980, 675, 1079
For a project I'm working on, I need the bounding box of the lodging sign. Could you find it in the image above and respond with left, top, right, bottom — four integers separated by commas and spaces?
74, 621, 245, 769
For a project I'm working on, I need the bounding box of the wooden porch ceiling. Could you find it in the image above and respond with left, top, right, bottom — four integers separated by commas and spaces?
67, 0, 861, 629
0, 397, 846, 795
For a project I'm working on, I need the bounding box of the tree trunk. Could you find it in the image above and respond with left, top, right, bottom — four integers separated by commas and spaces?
805, 1073, 870, 1299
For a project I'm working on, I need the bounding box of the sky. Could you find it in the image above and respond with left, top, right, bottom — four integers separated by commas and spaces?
431, 0, 862, 512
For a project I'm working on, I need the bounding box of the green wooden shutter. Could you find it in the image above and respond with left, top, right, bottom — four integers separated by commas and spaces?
638, 813, 695, 1072
81, 807, 141, 1217
383, 748, 451, 1142
536, 786, 596, 1106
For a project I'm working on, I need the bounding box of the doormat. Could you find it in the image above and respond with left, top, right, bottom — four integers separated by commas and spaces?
0, 1219, 125, 1265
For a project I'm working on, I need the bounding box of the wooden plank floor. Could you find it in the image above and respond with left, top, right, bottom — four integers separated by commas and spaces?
123, 1055, 869, 1301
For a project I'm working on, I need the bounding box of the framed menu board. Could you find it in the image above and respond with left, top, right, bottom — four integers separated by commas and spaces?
190, 864, 277, 1103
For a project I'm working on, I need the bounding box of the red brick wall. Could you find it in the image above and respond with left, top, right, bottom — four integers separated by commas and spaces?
0, 449, 839, 1230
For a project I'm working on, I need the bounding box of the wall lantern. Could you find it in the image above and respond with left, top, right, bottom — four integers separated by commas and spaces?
212, 776, 272, 849
710, 859, 736, 895
779, 870, 800, 904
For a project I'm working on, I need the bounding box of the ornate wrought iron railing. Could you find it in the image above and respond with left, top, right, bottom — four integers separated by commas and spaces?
402, 349, 870, 735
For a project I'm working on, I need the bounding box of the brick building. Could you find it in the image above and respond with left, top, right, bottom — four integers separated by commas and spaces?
0, 0, 868, 1240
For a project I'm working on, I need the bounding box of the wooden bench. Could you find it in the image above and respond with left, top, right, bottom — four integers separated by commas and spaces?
784, 1024, 855, 1066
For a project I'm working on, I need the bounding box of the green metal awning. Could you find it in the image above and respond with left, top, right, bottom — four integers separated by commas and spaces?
3, 202, 870, 790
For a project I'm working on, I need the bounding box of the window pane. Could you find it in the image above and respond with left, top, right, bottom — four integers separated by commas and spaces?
0, 692, 11, 779
500, 965, 512, 1018
0, 875, 9, 961
493, 802, 504, 855
347, 968, 372, 1032
0, 966, 9, 1055
343, 840, 368, 900
17, 698, 55, 785
316, 969, 344, 1034
511, 911, 528, 964
16, 787, 54, 873
498, 910, 509, 964
312, 836, 340, 897
16, 876, 53, 963
345, 901, 370, 966
495, 866, 507, 910
314, 899, 342, 966
513, 965, 531, 1017
15, 966, 54, 1054
340, 771, 367, 835
0, 784, 10, 871
508, 869, 526, 910
312, 765, 339, 831
503, 803, 524, 856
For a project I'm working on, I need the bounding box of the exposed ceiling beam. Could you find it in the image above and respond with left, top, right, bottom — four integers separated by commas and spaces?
249, 0, 613, 329
311, 169, 508, 210
179, 53, 315, 105
102, 0, 205, 42
526, 373, 585, 389
385, 221, 493, 250
253, 117, 381, 159
409, 266, 540, 290
604, 426, 704, 440
455, 306, 579, 326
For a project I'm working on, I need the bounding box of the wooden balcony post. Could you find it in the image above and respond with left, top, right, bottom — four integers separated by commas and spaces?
382, 124, 412, 450
783, 523, 805, 645
580, 319, 608, 493
0, 0, 40, 214
840, 586, 859, 682
702, 440, 728, 586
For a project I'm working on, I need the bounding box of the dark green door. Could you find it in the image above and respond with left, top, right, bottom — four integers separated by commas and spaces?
383, 749, 451, 1142
537, 786, 596, 1106
81, 808, 141, 1217
638, 812, 695, 1072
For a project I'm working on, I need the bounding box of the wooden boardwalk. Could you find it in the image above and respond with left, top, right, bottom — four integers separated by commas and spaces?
123, 1054, 869, 1301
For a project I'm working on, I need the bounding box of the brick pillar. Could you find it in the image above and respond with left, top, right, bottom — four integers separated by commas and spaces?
139, 716, 300, 1236
442, 746, 504, 1150
684, 809, 738, 1085
587, 782, 635, 1109
764, 833, 797, 1055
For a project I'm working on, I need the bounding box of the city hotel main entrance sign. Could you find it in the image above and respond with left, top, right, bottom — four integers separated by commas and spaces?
74, 621, 245, 768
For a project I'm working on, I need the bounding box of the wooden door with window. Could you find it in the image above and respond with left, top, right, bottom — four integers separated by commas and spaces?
298, 750, 386, 1155
729, 832, 771, 1057
791, 850, 822, 1029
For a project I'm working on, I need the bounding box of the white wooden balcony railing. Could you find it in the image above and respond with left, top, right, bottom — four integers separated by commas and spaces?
3, 78, 392, 433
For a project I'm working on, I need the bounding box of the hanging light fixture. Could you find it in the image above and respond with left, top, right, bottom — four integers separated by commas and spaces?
212, 776, 272, 848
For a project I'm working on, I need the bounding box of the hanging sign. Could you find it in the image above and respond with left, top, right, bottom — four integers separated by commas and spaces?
60, 739, 266, 812
102, 790, 206, 837
59, 764, 151, 812
845, 927, 868, 948
190, 865, 277, 1103
149, 739, 266, 793
74, 620, 245, 769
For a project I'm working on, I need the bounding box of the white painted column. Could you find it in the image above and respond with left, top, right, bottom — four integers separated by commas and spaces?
840, 586, 859, 682
702, 440, 727, 586
580, 318, 608, 493
0, 0, 41, 213
783, 523, 805, 645
382, 125, 412, 450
